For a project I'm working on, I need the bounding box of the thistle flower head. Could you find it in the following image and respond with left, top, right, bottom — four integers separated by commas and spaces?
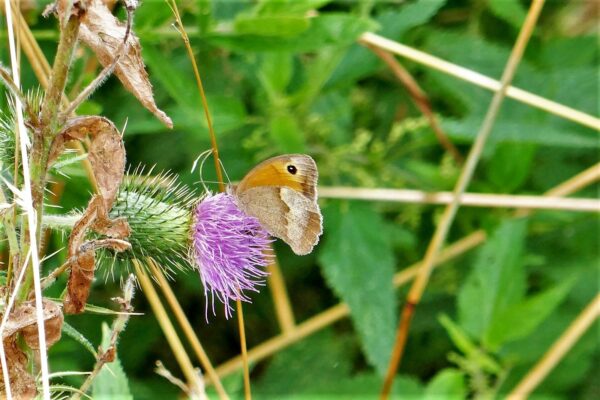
191, 192, 272, 319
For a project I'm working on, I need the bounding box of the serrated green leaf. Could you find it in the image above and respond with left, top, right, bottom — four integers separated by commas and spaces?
458, 218, 528, 342
424, 369, 466, 400
318, 202, 397, 375
485, 277, 577, 349
92, 323, 132, 400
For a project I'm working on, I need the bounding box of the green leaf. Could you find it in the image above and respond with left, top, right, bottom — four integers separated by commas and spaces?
438, 314, 502, 374
92, 323, 132, 400
326, 0, 446, 88
318, 202, 397, 375
206, 14, 376, 52
269, 113, 306, 153
486, 142, 537, 192
254, 330, 423, 398
457, 218, 528, 342
424, 369, 466, 400
62, 321, 97, 357
487, 0, 526, 28
485, 277, 577, 349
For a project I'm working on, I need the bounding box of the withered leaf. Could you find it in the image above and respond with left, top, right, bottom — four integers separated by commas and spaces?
50, 116, 126, 210
78, 0, 172, 128
50, 116, 131, 314
5, 299, 64, 349
0, 299, 64, 399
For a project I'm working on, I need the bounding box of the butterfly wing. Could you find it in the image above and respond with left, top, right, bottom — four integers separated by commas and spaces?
232, 154, 322, 255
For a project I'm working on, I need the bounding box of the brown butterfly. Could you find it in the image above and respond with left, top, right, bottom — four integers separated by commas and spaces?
229, 154, 323, 255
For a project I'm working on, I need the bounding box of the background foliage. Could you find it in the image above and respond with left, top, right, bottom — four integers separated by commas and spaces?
1, 0, 598, 398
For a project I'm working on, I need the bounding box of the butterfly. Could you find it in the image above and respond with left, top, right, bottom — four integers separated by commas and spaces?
229, 154, 323, 255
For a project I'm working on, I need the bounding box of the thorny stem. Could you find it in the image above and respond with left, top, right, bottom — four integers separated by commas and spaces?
19, 13, 82, 300
380, 1, 546, 397
72, 275, 136, 400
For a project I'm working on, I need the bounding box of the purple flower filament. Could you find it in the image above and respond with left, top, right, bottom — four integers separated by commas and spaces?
192, 193, 272, 319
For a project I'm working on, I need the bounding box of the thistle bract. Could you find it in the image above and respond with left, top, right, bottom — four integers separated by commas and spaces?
191, 192, 271, 319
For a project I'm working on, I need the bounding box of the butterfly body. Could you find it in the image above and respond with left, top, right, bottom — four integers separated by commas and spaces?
229, 154, 322, 255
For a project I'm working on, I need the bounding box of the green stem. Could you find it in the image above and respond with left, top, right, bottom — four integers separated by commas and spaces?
19, 15, 81, 300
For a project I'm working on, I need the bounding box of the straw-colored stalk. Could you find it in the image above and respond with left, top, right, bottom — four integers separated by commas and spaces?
358, 33, 600, 132
381, 2, 546, 396
318, 187, 600, 212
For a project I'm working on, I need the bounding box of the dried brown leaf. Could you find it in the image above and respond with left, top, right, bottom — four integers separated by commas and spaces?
78, 0, 172, 128
0, 339, 36, 399
50, 116, 126, 208
0, 299, 64, 399
51, 116, 131, 314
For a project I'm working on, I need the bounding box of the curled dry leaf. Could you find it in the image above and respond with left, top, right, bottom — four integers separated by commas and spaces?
49, 116, 132, 314
78, 0, 172, 128
0, 299, 64, 399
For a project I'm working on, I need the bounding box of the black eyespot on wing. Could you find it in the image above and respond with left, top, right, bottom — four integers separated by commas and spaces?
287, 165, 297, 175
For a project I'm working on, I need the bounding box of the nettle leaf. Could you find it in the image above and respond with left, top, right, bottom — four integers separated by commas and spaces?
423, 369, 466, 400
318, 202, 397, 375
327, 0, 447, 88
485, 277, 577, 349
457, 218, 528, 344
92, 323, 132, 400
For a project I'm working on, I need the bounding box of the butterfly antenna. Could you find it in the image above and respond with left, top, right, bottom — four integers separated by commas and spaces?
218, 158, 232, 186
191, 149, 213, 193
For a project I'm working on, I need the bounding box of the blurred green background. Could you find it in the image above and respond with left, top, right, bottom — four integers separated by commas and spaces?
1, 0, 598, 398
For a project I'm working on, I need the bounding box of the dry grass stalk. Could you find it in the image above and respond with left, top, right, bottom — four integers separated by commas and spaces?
318, 187, 600, 212
381, 2, 547, 396
359, 33, 600, 132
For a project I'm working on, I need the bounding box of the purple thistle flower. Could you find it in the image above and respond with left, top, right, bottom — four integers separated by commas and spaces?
191, 192, 272, 319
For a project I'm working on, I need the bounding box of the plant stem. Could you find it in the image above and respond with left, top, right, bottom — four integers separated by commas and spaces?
19, 14, 81, 301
